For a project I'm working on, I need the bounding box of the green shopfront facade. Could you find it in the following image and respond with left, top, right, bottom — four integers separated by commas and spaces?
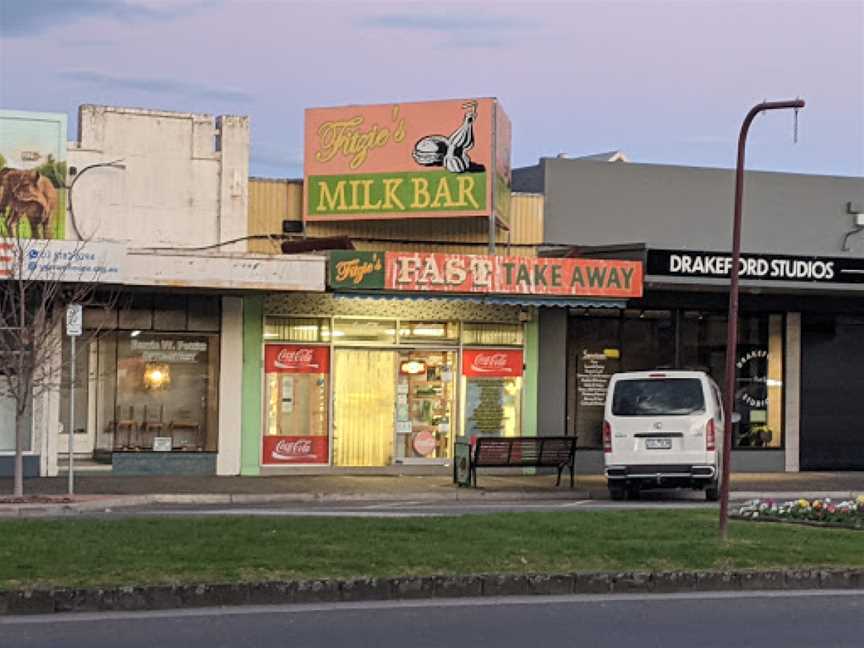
238, 251, 642, 474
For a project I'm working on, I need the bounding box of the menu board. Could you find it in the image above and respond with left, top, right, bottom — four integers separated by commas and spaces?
576, 350, 618, 446
465, 378, 506, 436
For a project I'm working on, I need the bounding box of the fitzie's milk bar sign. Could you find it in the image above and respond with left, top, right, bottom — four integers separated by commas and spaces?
329, 251, 643, 298
304, 98, 511, 224
647, 249, 864, 284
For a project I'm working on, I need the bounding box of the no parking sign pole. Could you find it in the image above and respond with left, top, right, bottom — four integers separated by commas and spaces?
66, 304, 82, 496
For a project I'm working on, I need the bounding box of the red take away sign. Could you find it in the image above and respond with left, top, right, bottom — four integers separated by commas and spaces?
384, 252, 642, 298
264, 345, 330, 374
462, 349, 524, 378
262, 435, 329, 465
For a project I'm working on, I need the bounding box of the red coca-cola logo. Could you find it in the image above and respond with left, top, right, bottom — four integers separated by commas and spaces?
274, 348, 318, 369
271, 438, 314, 460
471, 353, 510, 373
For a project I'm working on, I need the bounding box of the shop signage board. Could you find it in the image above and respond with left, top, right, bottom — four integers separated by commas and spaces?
329, 251, 385, 290
647, 249, 864, 284
462, 349, 524, 377
264, 344, 330, 374
263, 436, 329, 464
329, 251, 643, 298
304, 98, 511, 225
0, 240, 125, 283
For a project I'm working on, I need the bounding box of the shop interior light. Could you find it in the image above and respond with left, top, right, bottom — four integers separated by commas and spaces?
401, 360, 427, 375
144, 363, 171, 390
130, 330, 141, 338
411, 326, 446, 337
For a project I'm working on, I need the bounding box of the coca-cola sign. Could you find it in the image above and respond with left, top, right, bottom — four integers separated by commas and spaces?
265, 345, 330, 374
462, 349, 523, 378
262, 435, 328, 465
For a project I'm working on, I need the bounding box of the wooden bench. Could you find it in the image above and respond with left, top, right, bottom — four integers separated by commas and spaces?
456, 436, 577, 488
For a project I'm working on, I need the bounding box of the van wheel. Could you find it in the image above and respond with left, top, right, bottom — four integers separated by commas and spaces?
609, 486, 626, 501
705, 483, 720, 502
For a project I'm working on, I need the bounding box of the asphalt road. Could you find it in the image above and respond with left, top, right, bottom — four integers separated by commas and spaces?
3, 591, 862, 647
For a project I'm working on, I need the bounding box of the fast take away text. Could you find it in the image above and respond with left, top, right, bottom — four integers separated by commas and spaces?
385, 253, 643, 297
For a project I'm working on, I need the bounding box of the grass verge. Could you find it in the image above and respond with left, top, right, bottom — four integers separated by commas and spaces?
1, 510, 863, 590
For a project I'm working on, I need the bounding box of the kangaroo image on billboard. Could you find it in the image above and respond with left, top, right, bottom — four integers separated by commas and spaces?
0, 110, 68, 240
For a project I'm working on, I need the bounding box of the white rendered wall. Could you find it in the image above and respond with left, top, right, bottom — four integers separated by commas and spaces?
217, 297, 243, 475
68, 106, 249, 249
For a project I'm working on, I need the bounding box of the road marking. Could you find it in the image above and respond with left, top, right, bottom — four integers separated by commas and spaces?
4, 590, 862, 625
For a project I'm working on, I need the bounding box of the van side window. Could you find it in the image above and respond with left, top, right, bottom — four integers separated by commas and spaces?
711, 386, 723, 422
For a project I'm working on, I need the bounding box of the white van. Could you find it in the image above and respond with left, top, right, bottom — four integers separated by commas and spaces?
603, 370, 725, 501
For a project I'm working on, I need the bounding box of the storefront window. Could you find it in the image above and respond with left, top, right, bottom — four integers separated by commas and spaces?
463, 322, 523, 346
460, 348, 523, 439
114, 332, 220, 452
567, 310, 673, 448
264, 317, 331, 342
398, 321, 459, 345
395, 350, 456, 461
680, 313, 784, 449
333, 318, 397, 344
58, 296, 222, 457
262, 344, 330, 465
0, 391, 31, 452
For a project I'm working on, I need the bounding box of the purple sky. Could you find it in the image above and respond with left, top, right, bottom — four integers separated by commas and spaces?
1, 1, 861, 178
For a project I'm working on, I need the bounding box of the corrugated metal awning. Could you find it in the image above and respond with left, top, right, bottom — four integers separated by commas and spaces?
331, 292, 624, 308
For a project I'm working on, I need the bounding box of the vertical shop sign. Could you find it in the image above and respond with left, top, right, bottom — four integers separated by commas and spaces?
576, 349, 619, 446
263, 344, 330, 465
462, 349, 523, 437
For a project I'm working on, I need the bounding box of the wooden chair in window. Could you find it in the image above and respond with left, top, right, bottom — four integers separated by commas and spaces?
114, 405, 138, 450
169, 409, 201, 451
141, 404, 165, 449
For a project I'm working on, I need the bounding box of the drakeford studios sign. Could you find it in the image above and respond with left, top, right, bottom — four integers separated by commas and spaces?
329, 251, 643, 298
647, 249, 864, 284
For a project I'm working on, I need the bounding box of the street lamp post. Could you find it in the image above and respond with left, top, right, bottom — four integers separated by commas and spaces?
718, 99, 805, 540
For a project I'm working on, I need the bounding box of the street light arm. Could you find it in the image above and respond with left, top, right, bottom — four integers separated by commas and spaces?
67, 160, 126, 241
718, 99, 805, 541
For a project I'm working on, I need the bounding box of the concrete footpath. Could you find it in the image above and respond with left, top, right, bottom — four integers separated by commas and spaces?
1, 472, 862, 516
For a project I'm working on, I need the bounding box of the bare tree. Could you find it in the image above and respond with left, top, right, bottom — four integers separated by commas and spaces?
0, 230, 117, 496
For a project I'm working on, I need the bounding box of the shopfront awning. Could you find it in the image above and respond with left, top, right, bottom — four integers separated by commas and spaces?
332, 292, 625, 308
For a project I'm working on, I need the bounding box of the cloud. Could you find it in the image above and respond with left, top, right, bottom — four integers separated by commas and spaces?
0, 0, 217, 38
679, 135, 729, 145
358, 10, 529, 34
60, 70, 251, 103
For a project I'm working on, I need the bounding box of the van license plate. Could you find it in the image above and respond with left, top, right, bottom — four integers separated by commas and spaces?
646, 438, 672, 450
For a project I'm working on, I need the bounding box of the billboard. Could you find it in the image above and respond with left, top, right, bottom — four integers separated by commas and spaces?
304, 98, 511, 224
0, 110, 67, 240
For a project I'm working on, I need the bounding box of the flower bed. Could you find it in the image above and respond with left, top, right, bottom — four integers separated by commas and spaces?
736, 496, 864, 530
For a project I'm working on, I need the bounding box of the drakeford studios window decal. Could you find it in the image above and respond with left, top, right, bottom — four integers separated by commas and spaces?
647, 249, 864, 284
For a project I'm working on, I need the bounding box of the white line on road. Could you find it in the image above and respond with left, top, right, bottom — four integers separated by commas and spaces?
4, 590, 862, 625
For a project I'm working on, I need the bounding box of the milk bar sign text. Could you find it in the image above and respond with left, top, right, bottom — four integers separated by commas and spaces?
329, 251, 643, 298
647, 249, 864, 284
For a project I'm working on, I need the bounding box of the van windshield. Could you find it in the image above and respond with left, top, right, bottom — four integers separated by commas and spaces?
612, 378, 705, 416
